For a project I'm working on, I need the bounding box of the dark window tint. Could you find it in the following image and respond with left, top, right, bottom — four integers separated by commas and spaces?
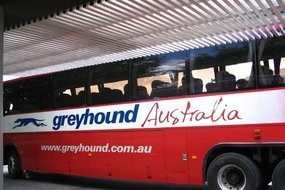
4, 75, 52, 115
257, 36, 285, 87
53, 68, 87, 108
184, 41, 253, 94
88, 61, 129, 105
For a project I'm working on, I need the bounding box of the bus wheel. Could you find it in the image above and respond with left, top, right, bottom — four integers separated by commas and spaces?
272, 159, 285, 190
8, 150, 23, 179
207, 153, 262, 190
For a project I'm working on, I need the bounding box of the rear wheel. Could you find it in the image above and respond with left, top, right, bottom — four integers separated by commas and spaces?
207, 153, 262, 190
272, 159, 285, 190
8, 150, 23, 179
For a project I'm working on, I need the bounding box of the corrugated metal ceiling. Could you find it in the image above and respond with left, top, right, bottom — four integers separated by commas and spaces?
3, 0, 285, 80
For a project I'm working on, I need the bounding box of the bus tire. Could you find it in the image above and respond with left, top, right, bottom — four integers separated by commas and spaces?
272, 159, 285, 190
207, 153, 262, 190
8, 150, 23, 179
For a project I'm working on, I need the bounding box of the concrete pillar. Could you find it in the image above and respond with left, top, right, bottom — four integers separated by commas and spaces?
0, 5, 4, 190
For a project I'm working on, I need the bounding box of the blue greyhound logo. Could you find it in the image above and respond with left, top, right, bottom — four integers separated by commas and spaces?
13, 118, 47, 129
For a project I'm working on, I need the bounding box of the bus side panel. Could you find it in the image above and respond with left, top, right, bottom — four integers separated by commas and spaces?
164, 128, 189, 184
131, 130, 166, 182
16, 129, 191, 184
6, 124, 285, 186
57, 132, 89, 176
187, 127, 214, 185
87, 131, 133, 179
36, 132, 86, 175
6, 130, 168, 182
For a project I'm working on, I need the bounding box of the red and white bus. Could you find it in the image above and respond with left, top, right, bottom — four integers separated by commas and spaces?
3, 35, 285, 190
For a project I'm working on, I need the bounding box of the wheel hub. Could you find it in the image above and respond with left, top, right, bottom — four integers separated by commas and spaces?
218, 164, 246, 190
8, 156, 15, 174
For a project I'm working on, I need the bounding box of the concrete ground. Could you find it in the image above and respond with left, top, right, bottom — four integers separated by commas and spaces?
3, 166, 207, 190
3, 165, 272, 190
3, 166, 110, 190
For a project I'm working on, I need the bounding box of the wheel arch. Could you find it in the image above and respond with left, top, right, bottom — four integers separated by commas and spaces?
4, 143, 22, 167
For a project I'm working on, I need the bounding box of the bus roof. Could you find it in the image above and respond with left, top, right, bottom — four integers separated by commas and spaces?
4, 0, 285, 80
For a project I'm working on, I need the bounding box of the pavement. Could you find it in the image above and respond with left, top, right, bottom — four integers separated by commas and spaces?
3, 166, 108, 190
3, 166, 207, 190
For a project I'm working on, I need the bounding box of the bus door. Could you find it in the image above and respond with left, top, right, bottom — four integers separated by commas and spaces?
164, 128, 189, 184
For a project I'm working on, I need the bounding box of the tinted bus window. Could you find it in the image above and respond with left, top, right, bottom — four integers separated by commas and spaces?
4, 82, 25, 115
134, 52, 186, 99
54, 68, 87, 108
184, 41, 253, 93
88, 61, 129, 105
4, 76, 53, 115
24, 76, 52, 111
258, 36, 285, 87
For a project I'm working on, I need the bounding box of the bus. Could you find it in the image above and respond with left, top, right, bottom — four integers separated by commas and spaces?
3, 35, 285, 190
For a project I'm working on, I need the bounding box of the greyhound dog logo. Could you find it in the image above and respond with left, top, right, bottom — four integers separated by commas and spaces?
13, 118, 47, 129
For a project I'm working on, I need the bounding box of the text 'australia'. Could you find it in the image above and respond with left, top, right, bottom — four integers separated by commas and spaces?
53, 104, 139, 130
141, 97, 242, 127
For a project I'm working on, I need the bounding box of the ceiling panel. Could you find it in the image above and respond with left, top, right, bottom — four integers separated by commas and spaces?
4, 0, 285, 80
